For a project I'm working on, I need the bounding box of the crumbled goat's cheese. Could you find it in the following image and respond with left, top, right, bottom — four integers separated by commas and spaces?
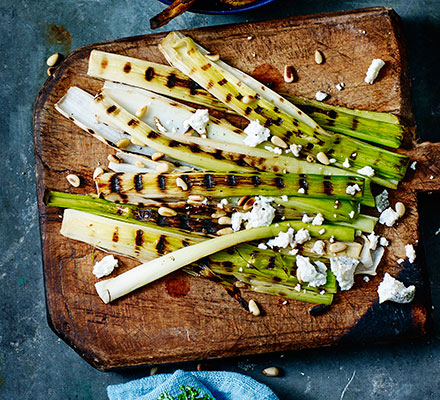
346, 184, 361, 196
405, 244, 416, 263
295, 228, 311, 244
330, 256, 359, 291
267, 228, 295, 248
377, 273, 416, 304
319, 228, 326, 235
430, 175, 434, 180
435, 228, 440, 236
289, 248, 299, 256
357, 166, 375, 177
375, 189, 390, 213
379, 237, 389, 247
315, 91, 329, 101
231, 196, 275, 231
243, 120, 270, 147
264, 146, 283, 155
397, 258, 405, 264
297, 188, 305, 194
183, 109, 210, 134
364, 59, 385, 84
329, 158, 336, 164
349, 210, 355, 219
290, 144, 302, 157
93, 255, 119, 278
312, 240, 326, 256
367, 232, 379, 251
342, 158, 351, 168
217, 198, 229, 209
336, 82, 345, 91
281, 195, 288, 202
302, 214, 314, 224
258, 243, 268, 250
296, 255, 327, 287
410, 161, 417, 170
312, 213, 324, 226
294, 284, 301, 292
363, 276, 370, 282
379, 207, 399, 227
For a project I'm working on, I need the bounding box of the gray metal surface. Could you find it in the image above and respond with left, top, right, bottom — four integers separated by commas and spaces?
1, 0, 440, 398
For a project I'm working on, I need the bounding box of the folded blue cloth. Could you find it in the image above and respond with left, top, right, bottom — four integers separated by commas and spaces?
107, 369, 279, 400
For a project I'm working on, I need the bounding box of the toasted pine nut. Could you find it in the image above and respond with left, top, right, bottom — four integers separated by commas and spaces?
135, 105, 148, 118
158, 207, 177, 217
314, 50, 324, 64
329, 242, 347, 253
116, 137, 130, 149
395, 202, 406, 218
66, 174, 80, 187
306, 155, 315, 163
270, 136, 288, 149
130, 136, 145, 146
217, 227, 233, 235
243, 197, 255, 210
218, 216, 232, 225
237, 195, 249, 207
46, 53, 61, 66
205, 52, 220, 61
188, 195, 206, 202
283, 65, 294, 83
316, 152, 330, 165
47, 67, 55, 76
176, 177, 188, 191
135, 161, 145, 168
151, 152, 165, 161
248, 299, 261, 316
156, 163, 170, 173
234, 280, 247, 288
107, 154, 121, 164
211, 211, 227, 218
93, 167, 104, 179
263, 367, 279, 377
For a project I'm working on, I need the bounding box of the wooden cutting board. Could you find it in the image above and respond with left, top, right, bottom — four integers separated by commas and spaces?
34, 7, 436, 370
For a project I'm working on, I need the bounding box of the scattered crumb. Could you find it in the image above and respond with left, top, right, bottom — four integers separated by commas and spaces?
363, 276, 370, 282
435, 228, 440, 235
336, 82, 345, 91
430, 175, 434, 180
315, 91, 329, 101
410, 161, 417, 170
397, 258, 405, 264
247, 35, 253, 40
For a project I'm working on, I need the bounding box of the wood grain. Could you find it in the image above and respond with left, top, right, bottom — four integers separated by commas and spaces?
33, 7, 433, 370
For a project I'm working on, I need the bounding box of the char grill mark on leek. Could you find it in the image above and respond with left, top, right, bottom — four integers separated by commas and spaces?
158, 32, 408, 188
95, 171, 365, 201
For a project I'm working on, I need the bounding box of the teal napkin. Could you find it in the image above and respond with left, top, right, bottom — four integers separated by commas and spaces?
107, 369, 279, 400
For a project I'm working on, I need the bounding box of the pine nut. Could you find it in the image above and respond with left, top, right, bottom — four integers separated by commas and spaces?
46, 53, 61, 66
176, 177, 188, 191
188, 195, 206, 202
270, 136, 288, 149
329, 242, 347, 253
248, 299, 261, 316
242, 95, 254, 104
218, 216, 232, 225
135, 161, 145, 168
217, 227, 233, 235
283, 65, 294, 83
205, 51, 220, 61
66, 174, 80, 187
130, 136, 145, 146
316, 152, 330, 165
237, 195, 249, 207
156, 163, 170, 173
135, 105, 148, 118
314, 50, 324, 64
262, 367, 279, 377
107, 154, 121, 164
211, 211, 227, 218
234, 281, 247, 288
151, 152, 165, 161
395, 202, 406, 218
47, 67, 55, 76
243, 197, 255, 210
187, 199, 203, 206
93, 167, 104, 179
116, 137, 130, 149
306, 155, 315, 163
158, 207, 177, 217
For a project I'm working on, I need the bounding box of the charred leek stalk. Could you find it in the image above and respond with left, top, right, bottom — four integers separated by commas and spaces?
95, 171, 365, 202
159, 32, 408, 188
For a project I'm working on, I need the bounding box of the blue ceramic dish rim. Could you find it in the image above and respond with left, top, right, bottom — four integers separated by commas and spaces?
157, 0, 276, 15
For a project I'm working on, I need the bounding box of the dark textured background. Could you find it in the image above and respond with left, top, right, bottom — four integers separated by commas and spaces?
1, 1, 440, 399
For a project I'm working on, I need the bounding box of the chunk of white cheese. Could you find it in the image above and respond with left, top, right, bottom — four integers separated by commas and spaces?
410, 161, 417, 170
379, 207, 399, 227
336, 82, 345, 91
289, 144, 302, 157
346, 184, 361, 196
302, 214, 314, 224
405, 244, 416, 263
375, 189, 390, 213
93, 255, 119, 278
367, 232, 379, 251
330, 256, 359, 291
296, 255, 327, 287
281, 195, 288, 202
357, 166, 375, 177
312, 213, 324, 226
342, 158, 351, 168
231, 196, 275, 231
315, 91, 328, 101
295, 228, 311, 244
258, 242, 268, 250
312, 240, 326, 256
182, 109, 210, 134
243, 120, 270, 147
364, 59, 385, 84
377, 273, 415, 304
267, 227, 295, 248
264, 145, 283, 155
379, 237, 389, 247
